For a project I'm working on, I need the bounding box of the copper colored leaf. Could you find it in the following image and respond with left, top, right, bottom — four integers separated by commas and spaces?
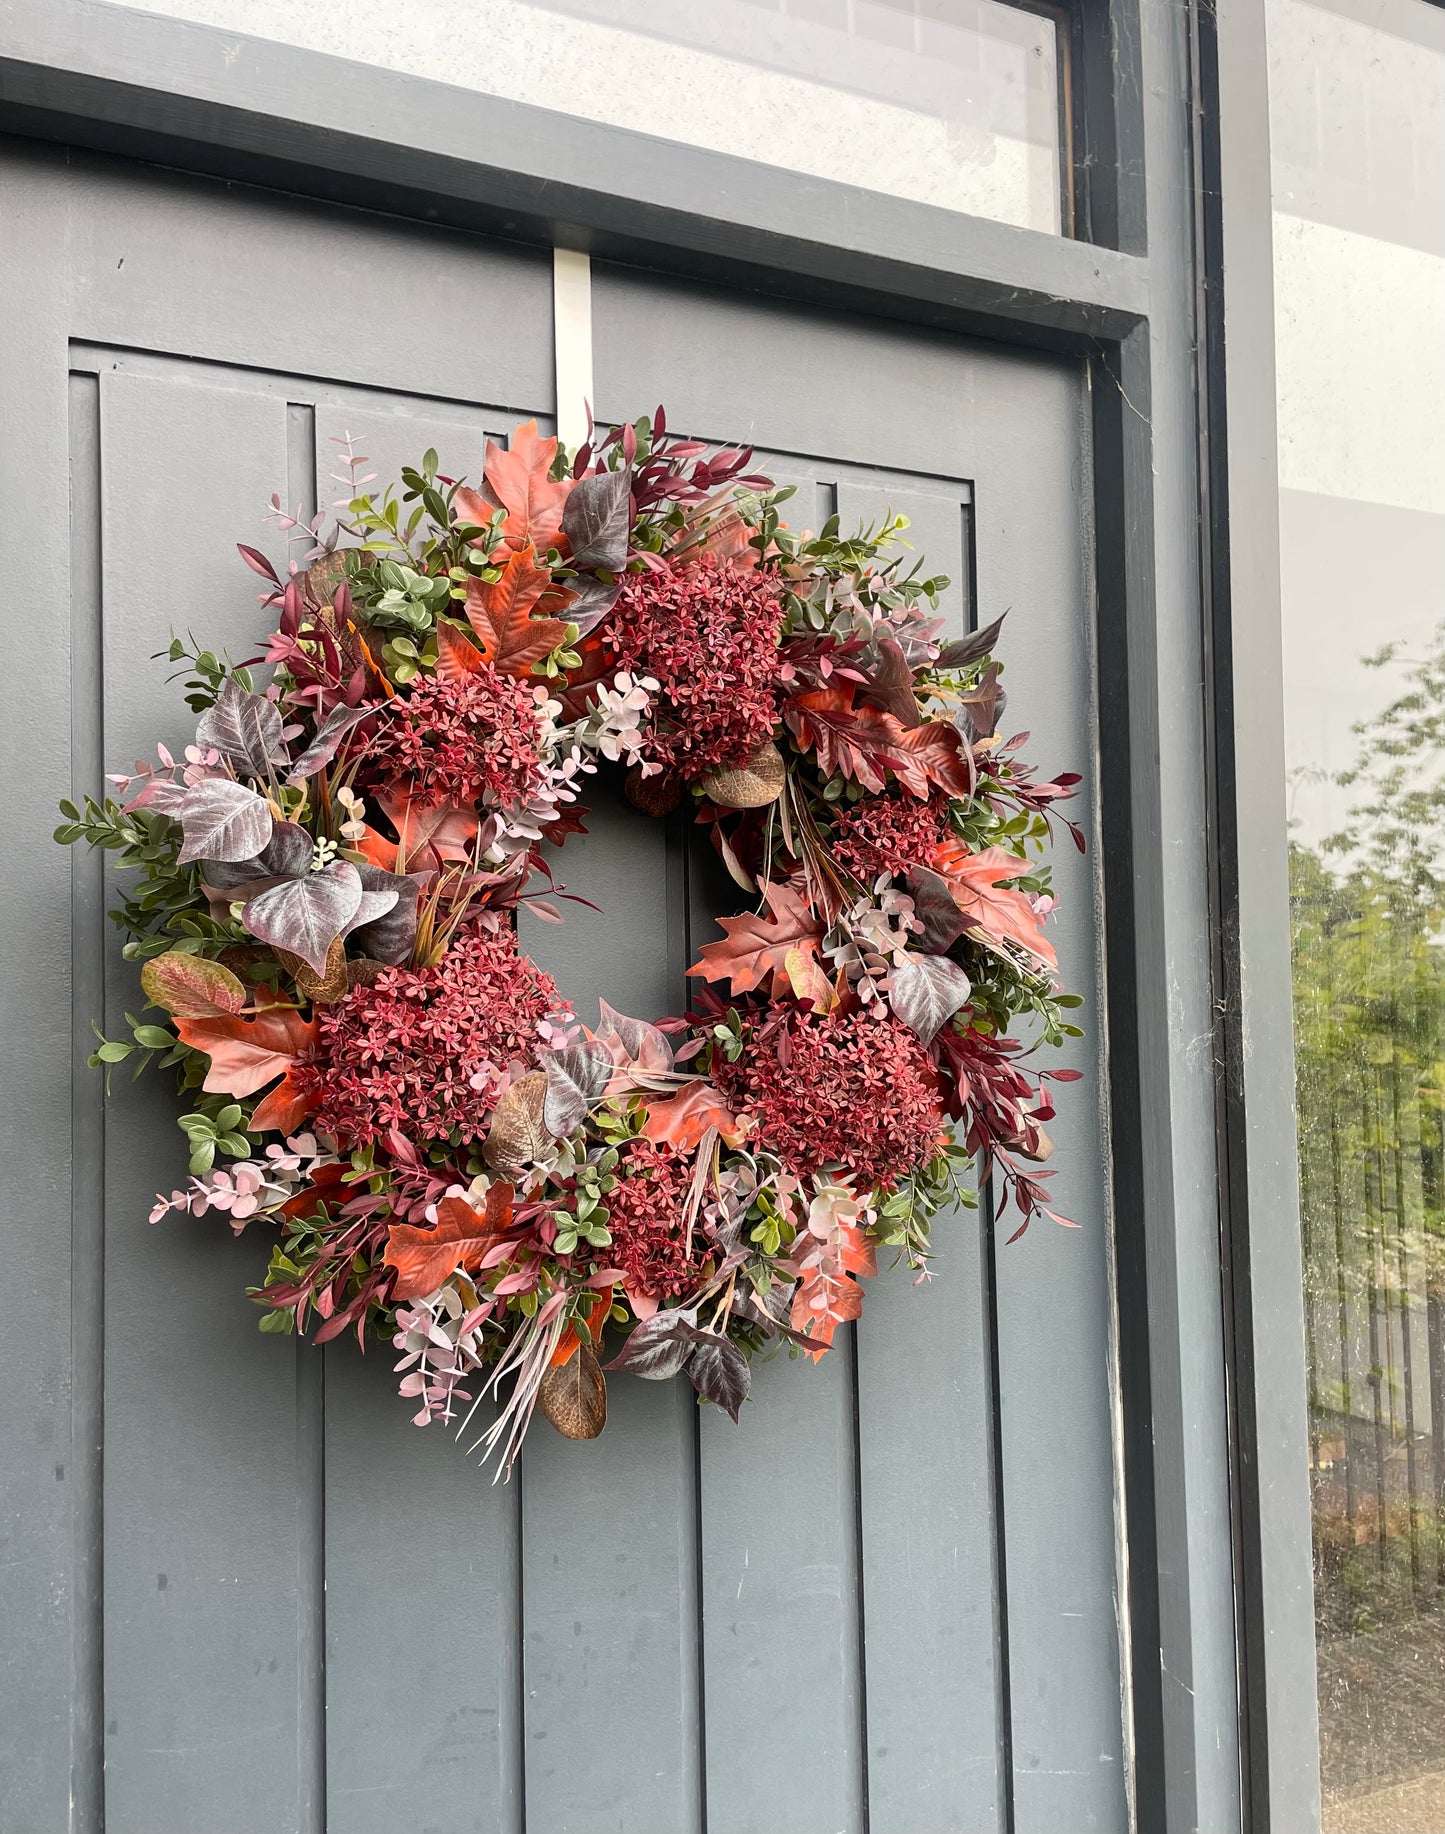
484, 1071, 553, 1176
464, 546, 572, 677
249, 1069, 317, 1135
383, 1185, 515, 1302
433, 619, 487, 680
932, 841, 1057, 967
140, 951, 247, 1018
481, 420, 573, 554
173, 1007, 317, 1099
641, 1083, 742, 1152
687, 880, 823, 999
783, 684, 901, 794
538, 1342, 607, 1439
885, 720, 973, 799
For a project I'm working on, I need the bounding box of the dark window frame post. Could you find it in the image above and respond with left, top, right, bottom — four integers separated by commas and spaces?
0, 0, 1322, 1825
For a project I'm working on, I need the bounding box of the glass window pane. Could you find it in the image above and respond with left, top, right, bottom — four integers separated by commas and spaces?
118, 0, 1068, 233
1270, 2, 1445, 1827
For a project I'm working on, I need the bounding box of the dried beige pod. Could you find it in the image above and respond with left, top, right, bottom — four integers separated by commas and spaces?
701, 741, 786, 810
538, 1346, 607, 1440
484, 1071, 552, 1177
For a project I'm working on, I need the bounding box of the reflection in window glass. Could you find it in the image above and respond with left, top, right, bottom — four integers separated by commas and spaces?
1270, 1, 1445, 1828
118, 0, 1066, 232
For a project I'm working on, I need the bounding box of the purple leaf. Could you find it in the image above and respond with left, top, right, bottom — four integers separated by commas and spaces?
195, 678, 289, 778
565, 574, 622, 638
857, 635, 921, 729
935, 614, 1006, 673
175, 779, 274, 866
542, 1039, 614, 1137
347, 865, 422, 965
236, 543, 281, 584
904, 865, 971, 955
595, 1000, 673, 1069
886, 952, 972, 1045
605, 1310, 704, 1381
561, 466, 631, 571
242, 860, 363, 973
285, 703, 372, 784
686, 1334, 751, 1422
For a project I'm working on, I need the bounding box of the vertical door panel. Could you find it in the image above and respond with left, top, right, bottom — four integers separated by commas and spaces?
98, 370, 307, 1834
521, 784, 703, 1834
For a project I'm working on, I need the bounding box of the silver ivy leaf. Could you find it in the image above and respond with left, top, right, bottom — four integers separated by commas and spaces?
175, 778, 275, 866
195, 678, 289, 778
344, 883, 400, 936
686, 1335, 751, 1422
595, 999, 674, 1070
561, 467, 631, 571
285, 704, 372, 785
605, 1310, 704, 1382
542, 1039, 614, 1137
241, 860, 363, 974
200, 818, 314, 890
886, 951, 972, 1045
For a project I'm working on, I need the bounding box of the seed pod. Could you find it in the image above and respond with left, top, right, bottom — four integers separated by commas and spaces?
701, 741, 786, 809
277, 936, 349, 1003
538, 1345, 607, 1440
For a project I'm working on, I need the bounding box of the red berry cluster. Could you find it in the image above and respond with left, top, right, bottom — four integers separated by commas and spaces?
828, 784, 952, 884
603, 1137, 707, 1300
364, 665, 545, 808
294, 916, 562, 1147
716, 1004, 946, 1191
608, 555, 784, 777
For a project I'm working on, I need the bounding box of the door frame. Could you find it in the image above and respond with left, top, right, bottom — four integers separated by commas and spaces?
0, 2, 1316, 1829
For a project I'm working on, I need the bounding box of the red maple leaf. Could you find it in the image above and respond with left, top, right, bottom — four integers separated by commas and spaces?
687, 880, 824, 998
932, 839, 1057, 966
383, 1184, 515, 1302
464, 546, 573, 677
249, 1069, 318, 1135
641, 1082, 745, 1152
433, 618, 486, 680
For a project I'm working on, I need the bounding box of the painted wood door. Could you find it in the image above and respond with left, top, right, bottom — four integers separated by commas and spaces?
1, 140, 1123, 1834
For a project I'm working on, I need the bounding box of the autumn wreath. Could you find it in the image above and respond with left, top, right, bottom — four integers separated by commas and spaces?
58, 411, 1083, 1470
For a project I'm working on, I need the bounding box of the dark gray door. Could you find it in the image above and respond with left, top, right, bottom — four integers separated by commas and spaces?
2, 140, 1123, 1834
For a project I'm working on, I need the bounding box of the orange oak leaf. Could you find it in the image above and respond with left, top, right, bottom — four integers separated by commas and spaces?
687, 880, 824, 999
480, 421, 573, 554
248, 1068, 317, 1135
433, 618, 487, 680
383, 1184, 515, 1302
642, 1082, 745, 1152
278, 1162, 349, 1221
464, 546, 572, 677
173, 1007, 318, 1099
932, 839, 1057, 967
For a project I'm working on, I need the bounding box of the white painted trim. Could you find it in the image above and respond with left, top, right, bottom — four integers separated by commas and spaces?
552, 247, 593, 452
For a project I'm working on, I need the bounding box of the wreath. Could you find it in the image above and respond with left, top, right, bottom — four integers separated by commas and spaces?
57, 409, 1084, 1471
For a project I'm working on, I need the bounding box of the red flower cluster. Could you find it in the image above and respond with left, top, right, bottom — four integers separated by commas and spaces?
608, 555, 784, 776
364, 665, 545, 807
294, 916, 562, 1147
716, 1004, 946, 1190
829, 785, 951, 883
603, 1137, 706, 1299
